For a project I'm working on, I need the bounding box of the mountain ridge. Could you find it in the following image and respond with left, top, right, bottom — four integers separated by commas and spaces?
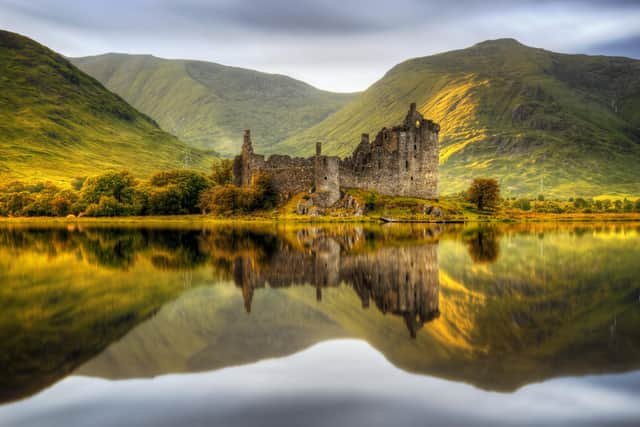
0, 30, 210, 185
275, 38, 640, 197
71, 53, 356, 156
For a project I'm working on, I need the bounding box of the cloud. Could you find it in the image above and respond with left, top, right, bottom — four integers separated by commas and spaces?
587, 34, 640, 58
0, 0, 638, 91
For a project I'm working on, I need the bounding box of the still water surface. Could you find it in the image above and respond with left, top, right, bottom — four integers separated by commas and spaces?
0, 223, 639, 426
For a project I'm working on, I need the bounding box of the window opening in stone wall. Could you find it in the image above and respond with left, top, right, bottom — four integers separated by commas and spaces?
405, 160, 409, 169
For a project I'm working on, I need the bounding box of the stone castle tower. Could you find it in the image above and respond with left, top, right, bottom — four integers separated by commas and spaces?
233, 104, 440, 205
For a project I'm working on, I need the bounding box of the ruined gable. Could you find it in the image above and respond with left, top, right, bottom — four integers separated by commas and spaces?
233, 103, 440, 206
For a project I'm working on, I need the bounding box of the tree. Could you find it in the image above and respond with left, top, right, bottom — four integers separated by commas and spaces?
81, 171, 137, 205
614, 199, 623, 212
466, 178, 500, 210
85, 196, 127, 217
512, 198, 531, 211
149, 170, 211, 214
71, 176, 87, 191
250, 172, 277, 210
573, 198, 589, 209
210, 159, 234, 186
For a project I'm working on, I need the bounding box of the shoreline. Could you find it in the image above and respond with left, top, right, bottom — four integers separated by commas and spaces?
0, 212, 639, 225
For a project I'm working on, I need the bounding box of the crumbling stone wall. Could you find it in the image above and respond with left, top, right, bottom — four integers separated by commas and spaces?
234, 130, 315, 201
233, 104, 440, 206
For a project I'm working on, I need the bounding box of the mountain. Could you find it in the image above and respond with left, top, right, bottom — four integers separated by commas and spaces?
0, 30, 210, 185
276, 39, 640, 197
71, 53, 355, 156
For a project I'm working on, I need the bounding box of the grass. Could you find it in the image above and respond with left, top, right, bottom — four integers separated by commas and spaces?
71, 53, 356, 156
275, 39, 640, 198
0, 30, 211, 187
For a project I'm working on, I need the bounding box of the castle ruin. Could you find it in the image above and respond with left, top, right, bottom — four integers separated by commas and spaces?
233, 103, 440, 206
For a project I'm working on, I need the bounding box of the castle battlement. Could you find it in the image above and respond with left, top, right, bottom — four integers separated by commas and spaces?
233, 104, 440, 206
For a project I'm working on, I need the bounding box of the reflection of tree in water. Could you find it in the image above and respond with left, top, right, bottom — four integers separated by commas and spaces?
149, 230, 209, 271
0, 227, 211, 271
465, 228, 502, 264
0, 226, 442, 337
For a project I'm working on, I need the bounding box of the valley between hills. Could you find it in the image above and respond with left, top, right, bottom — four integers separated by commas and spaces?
1, 29, 639, 218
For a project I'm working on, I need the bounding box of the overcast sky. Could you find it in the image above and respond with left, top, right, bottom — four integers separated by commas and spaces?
1, 0, 639, 92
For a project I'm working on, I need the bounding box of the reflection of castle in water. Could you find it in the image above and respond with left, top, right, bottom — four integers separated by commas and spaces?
232, 228, 440, 337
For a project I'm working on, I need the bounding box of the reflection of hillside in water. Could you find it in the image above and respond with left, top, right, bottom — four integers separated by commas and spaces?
232, 227, 441, 337
2, 223, 640, 404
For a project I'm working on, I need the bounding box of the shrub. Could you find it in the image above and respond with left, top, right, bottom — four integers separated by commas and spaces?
199, 173, 275, 215
71, 176, 87, 191
199, 185, 243, 215
364, 192, 378, 211
51, 190, 78, 216
210, 159, 234, 186
512, 198, 531, 211
573, 198, 589, 209
85, 196, 129, 217
148, 186, 184, 215
250, 173, 277, 210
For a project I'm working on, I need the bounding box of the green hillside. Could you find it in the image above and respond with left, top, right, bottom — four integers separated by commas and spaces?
277, 39, 640, 198
71, 53, 355, 156
0, 30, 210, 186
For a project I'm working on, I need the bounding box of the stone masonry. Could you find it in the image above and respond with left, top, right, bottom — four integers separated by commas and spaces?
233, 103, 440, 206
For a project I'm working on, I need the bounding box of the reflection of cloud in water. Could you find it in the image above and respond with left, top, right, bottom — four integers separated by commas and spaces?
2, 340, 640, 427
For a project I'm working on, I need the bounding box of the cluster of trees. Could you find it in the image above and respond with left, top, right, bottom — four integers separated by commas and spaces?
464, 178, 640, 214
0, 159, 276, 217
0, 181, 79, 217
505, 196, 640, 213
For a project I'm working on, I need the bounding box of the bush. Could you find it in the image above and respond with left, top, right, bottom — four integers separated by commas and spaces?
512, 198, 531, 211
199, 173, 276, 215
148, 186, 184, 215
250, 173, 277, 210
466, 178, 500, 210
573, 198, 589, 209
85, 196, 130, 217
199, 185, 244, 215
51, 190, 78, 216
210, 159, 234, 186
1, 192, 35, 216
364, 192, 378, 211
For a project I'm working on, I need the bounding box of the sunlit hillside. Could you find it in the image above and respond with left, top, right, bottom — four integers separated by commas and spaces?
0, 30, 210, 186
277, 39, 640, 198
